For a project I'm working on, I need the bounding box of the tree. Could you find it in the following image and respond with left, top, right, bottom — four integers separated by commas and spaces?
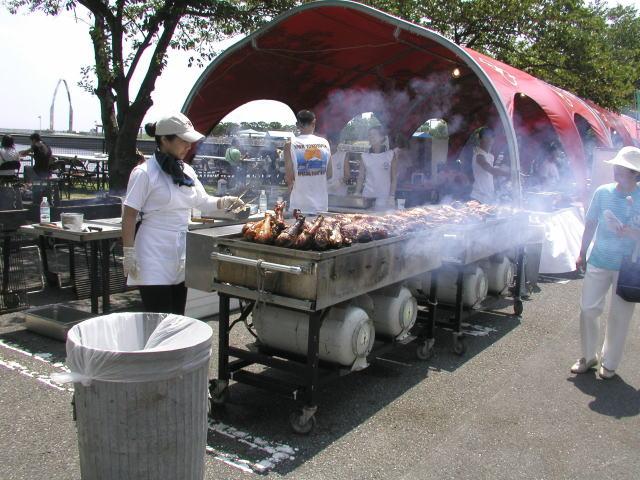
6, 0, 299, 190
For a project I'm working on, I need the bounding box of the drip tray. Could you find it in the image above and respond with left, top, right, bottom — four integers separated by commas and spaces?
24, 304, 95, 341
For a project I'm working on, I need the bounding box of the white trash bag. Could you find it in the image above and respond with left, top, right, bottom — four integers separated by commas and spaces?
52, 312, 213, 386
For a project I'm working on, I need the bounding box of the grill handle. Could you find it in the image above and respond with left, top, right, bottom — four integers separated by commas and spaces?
210, 252, 306, 275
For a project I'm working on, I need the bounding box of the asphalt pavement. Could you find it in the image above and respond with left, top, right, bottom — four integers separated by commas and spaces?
1, 276, 639, 479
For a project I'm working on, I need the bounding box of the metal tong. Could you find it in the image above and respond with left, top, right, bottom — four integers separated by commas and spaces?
225, 188, 249, 212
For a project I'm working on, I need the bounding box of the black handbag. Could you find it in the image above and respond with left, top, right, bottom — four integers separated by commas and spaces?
616, 254, 640, 302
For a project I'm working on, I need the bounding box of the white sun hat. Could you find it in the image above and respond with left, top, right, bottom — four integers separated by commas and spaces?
605, 146, 640, 172
155, 113, 204, 143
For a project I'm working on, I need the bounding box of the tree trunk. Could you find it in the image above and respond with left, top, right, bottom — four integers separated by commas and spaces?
109, 100, 152, 193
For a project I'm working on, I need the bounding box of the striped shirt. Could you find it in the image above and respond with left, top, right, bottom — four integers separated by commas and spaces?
586, 183, 640, 271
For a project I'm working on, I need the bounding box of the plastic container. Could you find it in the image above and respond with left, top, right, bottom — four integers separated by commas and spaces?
40, 196, 50, 224
53, 313, 213, 480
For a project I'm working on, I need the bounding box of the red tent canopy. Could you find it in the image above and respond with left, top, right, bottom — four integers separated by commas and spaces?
183, 0, 639, 192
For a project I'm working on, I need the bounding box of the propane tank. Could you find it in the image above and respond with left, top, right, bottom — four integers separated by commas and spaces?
252, 303, 375, 370
431, 265, 488, 308
482, 256, 515, 295
368, 285, 417, 340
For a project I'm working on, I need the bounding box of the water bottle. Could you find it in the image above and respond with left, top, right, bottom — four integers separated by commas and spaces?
259, 190, 267, 213
40, 196, 51, 224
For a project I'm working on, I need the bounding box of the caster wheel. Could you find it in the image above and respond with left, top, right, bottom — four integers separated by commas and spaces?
514, 300, 523, 316
3, 291, 20, 309
289, 410, 316, 435
416, 340, 435, 360
209, 380, 229, 406
452, 337, 466, 356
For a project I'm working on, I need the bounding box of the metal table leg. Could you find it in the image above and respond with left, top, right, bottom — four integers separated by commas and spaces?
100, 239, 111, 313
513, 246, 525, 316
88, 241, 99, 314
417, 270, 438, 360
290, 310, 322, 434
210, 293, 231, 406
2, 235, 11, 293
38, 236, 58, 287
452, 266, 466, 355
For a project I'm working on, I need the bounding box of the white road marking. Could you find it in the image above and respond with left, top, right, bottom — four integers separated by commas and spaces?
208, 420, 297, 474
0, 338, 296, 475
0, 357, 73, 392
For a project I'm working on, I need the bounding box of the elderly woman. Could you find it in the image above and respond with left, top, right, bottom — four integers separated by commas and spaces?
122, 113, 243, 315
571, 146, 640, 379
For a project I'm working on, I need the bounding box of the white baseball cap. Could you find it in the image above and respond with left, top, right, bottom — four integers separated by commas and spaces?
155, 113, 204, 143
605, 146, 640, 172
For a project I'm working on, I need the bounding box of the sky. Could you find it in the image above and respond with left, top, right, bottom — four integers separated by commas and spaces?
1, 1, 638, 133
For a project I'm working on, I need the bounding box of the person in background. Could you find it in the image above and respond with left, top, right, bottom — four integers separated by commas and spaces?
20, 132, 53, 182
0, 135, 20, 164
356, 126, 398, 209
122, 113, 243, 315
327, 138, 350, 196
284, 110, 331, 213
571, 146, 640, 379
537, 143, 561, 190
225, 138, 244, 187
469, 127, 509, 203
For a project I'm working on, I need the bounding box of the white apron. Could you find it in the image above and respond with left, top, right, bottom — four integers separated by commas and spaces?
470, 146, 495, 204
127, 156, 213, 286
361, 149, 394, 208
327, 151, 348, 196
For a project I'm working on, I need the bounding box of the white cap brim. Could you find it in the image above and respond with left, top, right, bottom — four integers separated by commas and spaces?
177, 130, 205, 143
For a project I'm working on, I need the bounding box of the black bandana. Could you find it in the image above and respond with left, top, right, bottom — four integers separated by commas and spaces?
155, 149, 195, 187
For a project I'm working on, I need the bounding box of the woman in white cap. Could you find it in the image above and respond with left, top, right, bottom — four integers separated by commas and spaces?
571, 146, 640, 379
121, 113, 243, 315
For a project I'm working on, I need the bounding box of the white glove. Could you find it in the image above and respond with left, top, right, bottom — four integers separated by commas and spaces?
123, 246, 138, 278
218, 196, 245, 211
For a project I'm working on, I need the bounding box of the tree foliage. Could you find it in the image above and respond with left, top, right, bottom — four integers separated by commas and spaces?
5, 0, 300, 190
364, 0, 640, 111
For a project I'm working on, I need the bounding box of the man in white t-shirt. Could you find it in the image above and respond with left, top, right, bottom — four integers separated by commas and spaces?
469, 127, 509, 203
284, 110, 332, 213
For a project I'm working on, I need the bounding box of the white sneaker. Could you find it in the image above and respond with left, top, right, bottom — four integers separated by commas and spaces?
570, 357, 597, 374
598, 365, 616, 379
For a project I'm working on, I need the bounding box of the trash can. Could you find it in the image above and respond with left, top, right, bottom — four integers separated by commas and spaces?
53, 312, 213, 480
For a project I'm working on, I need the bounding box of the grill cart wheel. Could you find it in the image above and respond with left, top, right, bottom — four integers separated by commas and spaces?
416, 338, 435, 360
209, 379, 229, 407
514, 300, 524, 316
289, 409, 317, 435
452, 335, 466, 356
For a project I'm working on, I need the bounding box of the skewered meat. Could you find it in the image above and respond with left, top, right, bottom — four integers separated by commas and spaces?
275, 215, 306, 247
293, 215, 324, 250
254, 212, 277, 244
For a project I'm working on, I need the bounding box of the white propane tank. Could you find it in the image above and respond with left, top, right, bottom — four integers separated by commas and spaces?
483, 256, 515, 295
434, 266, 488, 308
252, 303, 375, 370
369, 286, 418, 340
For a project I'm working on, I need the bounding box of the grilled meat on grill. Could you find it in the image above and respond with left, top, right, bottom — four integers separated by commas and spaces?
243, 201, 503, 250
254, 212, 277, 244
275, 214, 306, 248
293, 215, 324, 250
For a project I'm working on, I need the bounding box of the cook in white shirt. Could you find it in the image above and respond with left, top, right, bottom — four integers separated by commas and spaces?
469, 127, 509, 204
356, 126, 398, 209
121, 113, 243, 315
